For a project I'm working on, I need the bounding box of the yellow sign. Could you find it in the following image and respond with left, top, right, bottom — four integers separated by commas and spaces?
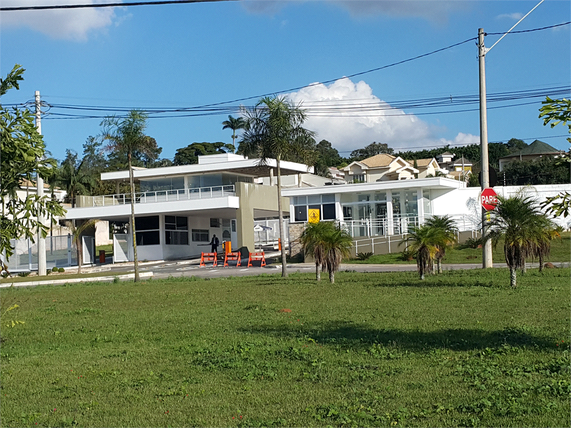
308, 209, 320, 223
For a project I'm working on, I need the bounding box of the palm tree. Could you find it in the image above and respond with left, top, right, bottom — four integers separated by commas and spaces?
64, 218, 99, 275
322, 224, 353, 284
402, 225, 443, 280
239, 96, 315, 278
222, 115, 247, 153
487, 194, 551, 288
300, 221, 332, 281
57, 150, 95, 208
424, 215, 458, 274
530, 219, 560, 273
101, 110, 154, 282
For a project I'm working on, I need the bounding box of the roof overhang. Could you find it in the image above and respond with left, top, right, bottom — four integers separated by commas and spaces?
101, 158, 314, 182
282, 177, 465, 197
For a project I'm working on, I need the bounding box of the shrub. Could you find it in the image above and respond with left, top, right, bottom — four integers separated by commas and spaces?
400, 248, 415, 261
462, 237, 482, 249
52, 267, 58, 272
356, 252, 374, 261
58, 267, 65, 273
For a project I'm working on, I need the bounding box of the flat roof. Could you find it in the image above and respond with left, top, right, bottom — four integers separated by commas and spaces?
281, 177, 465, 197
101, 154, 314, 182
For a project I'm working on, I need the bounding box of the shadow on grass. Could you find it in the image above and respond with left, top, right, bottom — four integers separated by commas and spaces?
239, 320, 555, 352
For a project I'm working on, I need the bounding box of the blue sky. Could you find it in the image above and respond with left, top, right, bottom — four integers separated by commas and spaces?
1, 0, 570, 163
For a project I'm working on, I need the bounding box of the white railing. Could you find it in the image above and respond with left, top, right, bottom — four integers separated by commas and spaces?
89, 185, 236, 207
340, 214, 480, 239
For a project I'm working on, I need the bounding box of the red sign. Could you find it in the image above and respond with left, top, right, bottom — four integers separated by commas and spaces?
481, 188, 498, 211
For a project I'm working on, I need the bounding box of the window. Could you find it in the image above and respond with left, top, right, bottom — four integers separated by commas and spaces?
293, 194, 336, 222
135, 216, 160, 246
210, 218, 220, 228
165, 216, 188, 245
352, 174, 365, 183
192, 229, 209, 242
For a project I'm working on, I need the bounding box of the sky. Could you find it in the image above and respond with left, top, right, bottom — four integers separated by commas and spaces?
1, 0, 570, 163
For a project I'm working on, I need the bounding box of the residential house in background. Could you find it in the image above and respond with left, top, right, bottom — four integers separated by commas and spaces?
342, 154, 418, 183
498, 140, 563, 171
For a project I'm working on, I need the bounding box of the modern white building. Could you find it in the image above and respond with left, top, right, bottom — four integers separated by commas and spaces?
64, 153, 313, 262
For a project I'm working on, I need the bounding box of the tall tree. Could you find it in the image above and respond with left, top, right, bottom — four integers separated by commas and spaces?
350, 142, 393, 161
57, 149, 95, 207
173, 142, 234, 166
487, 194, 551, 288
101, 110, 154, 282
239, 96, 315, 278
222, 115, 247, 153
0, 64, 65, 270
314, 139, 344, 177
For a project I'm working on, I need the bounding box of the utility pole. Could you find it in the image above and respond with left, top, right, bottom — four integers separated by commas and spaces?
35, 90, 47, 276
477, 1, 545, 269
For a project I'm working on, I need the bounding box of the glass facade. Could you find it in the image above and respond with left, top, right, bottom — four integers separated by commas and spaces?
292, 195, 336, 222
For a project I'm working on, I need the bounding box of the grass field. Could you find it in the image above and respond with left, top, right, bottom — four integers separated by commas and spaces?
1, 269, 569, 427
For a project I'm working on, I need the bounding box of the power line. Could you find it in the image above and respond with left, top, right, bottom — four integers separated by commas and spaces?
0, 0, 235, 12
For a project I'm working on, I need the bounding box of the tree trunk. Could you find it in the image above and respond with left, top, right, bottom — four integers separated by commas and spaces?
539, 254, 544, 273
329, 269, 335, 284
129, 154, 140, 282
437, 258, 442, 274
315, 263, 321, 281
510, 267, 517, 288
276, 158, 288, 278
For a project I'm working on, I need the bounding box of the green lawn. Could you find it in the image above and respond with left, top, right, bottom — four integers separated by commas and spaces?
353, 232, 571, 265
1, 269, 569, 427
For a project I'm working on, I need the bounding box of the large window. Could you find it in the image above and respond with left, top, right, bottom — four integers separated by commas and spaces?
135, 216, 160, 246
165, 216, 188, 245
292, 195, 336, 222
140, 177, 184, 192
192, 229, 209, 242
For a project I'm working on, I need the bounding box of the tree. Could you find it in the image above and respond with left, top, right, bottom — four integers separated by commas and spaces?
350, 142, 394, 161
222, 115, 247, 153
314, 140, 344, 177
101, 110, 154, 282
173, 142, 233, 166
424, 215, 458, 274
538, 97, 571, 217
322, 224, 353, 283
64, 218, 100, 275
300, 221, 330, 281
506, 138, 528, 153
0, 64, 65, 271
239, 96, 315, 278
401, 225, 442, 280
57, 149, 96, 207
487, 194, 551, 288
107, 135, 162, 171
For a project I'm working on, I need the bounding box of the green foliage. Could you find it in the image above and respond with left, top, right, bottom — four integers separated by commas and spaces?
502, 156, 569, 186
487, 193, 556, 287
300, 221, 353, 283
356, 251, 374, 261
314, 139, 344, 177
222, 115, 247, 152
539, 97, 571, 144
0, 64, 66, 268
173, 142, 234, 165
350, 142, 394, 161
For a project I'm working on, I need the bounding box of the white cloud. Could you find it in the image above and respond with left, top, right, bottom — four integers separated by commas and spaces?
286, 77, 479, 154
1, 0, 120, 41
496, 12, 524, 21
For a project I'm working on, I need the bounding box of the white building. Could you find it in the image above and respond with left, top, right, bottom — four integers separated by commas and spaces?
64, 153, 312, 262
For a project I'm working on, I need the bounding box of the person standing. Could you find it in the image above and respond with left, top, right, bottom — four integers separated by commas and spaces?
210, 234, 220, 253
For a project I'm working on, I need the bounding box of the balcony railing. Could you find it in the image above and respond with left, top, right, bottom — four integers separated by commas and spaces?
86, 185, 236, 207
